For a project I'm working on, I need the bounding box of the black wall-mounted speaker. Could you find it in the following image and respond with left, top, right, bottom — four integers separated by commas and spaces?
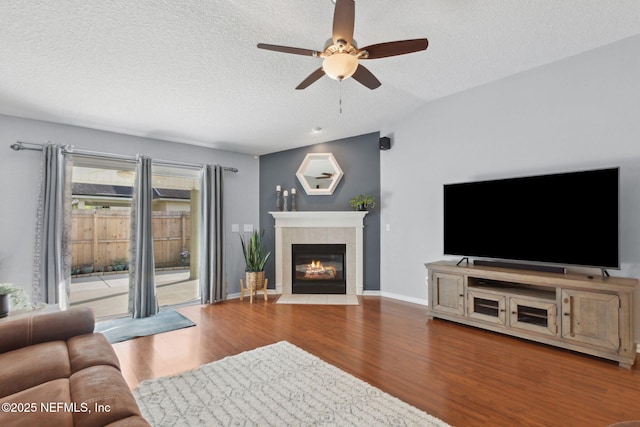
380, 137, 391, 150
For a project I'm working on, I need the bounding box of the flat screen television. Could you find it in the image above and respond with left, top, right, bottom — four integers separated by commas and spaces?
443, 167, 619, 269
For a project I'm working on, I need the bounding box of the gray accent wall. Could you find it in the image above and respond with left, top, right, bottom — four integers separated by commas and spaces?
0, 114, 259, 298
259, 132, 381, 292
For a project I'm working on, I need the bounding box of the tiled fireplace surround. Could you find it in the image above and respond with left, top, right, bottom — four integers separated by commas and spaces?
270, 211, 368, 295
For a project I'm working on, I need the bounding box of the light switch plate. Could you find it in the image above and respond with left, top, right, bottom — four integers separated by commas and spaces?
231, 224, 239, 232
243, 224, 253, 232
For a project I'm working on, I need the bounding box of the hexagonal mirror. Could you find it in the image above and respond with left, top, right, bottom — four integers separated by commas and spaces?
296, 153, 344, 195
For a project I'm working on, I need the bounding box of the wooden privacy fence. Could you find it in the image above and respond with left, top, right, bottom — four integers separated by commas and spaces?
71, 209, 191, 270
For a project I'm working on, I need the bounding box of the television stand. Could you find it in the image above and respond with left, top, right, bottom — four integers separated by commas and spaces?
425, 261, 638, 368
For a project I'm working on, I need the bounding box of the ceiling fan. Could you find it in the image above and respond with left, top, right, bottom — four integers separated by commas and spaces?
315, 172, 335, 179
257, 0, 428, 90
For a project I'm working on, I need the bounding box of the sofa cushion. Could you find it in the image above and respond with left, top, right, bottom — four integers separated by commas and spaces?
31, 308, 95, 343
0, 308, 94, 354
0, 341, 71, 397
0, 379, 74, 427
68, 333, 120, 374
70, 365, 144, 427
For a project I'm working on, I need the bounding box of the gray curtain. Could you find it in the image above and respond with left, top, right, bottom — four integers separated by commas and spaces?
32, 144, 72, 309
128, 155, 159, 318
200, 164, 225, 304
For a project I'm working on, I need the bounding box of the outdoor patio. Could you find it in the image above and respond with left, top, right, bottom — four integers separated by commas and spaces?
70, 269, 199, 318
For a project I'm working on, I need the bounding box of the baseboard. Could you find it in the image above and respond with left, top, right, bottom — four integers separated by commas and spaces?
378, 291, 428, 306
361, 290, 381, 297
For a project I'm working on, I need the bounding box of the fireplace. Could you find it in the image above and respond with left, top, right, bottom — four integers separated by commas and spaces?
292, 244, 346, 294
270, 211, 367, 295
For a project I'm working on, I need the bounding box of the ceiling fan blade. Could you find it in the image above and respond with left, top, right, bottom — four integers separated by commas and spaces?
296, 68, 326, 90
315, 172, 334, 178
352, 64, 381, 90
257, 43, 319, 57
332, 0, 355, 46
359, 39, 429, 59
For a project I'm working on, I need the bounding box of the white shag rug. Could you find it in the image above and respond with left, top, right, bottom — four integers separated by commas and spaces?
134, 341, 451, 427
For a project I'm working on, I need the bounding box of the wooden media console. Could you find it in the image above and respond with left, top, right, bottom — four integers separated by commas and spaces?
426, 261, 638, 368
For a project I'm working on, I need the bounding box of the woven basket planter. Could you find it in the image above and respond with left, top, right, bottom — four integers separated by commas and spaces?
245, 271, 265, 291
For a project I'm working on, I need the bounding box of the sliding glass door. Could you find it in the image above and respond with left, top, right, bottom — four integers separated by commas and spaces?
151, 164, 201, 307
69, 157, 136, 318
68, 156, 203, 317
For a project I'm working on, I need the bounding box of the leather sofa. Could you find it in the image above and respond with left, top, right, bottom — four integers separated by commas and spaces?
0, 307, 149, 426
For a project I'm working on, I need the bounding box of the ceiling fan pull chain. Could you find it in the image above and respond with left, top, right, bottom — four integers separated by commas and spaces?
339, 79, 343, 114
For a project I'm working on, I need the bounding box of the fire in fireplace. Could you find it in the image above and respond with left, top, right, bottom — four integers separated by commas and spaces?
292, 244, 346, 294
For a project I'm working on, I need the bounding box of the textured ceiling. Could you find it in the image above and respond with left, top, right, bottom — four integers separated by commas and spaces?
1, 1, 640, 155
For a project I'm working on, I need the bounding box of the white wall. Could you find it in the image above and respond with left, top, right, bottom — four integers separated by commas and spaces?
0, 115, 260, 298
380, 34, 640, 311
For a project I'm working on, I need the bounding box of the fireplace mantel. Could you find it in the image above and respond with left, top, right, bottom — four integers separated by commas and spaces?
270, 211, 368, 295
270, 211, 367, 227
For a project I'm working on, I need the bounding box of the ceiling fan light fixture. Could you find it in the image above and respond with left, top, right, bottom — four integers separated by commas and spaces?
322, 53, 358, 81
257, 0, 427, 90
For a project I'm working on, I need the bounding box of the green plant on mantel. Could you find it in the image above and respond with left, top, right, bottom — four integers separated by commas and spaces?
349, 194, 376, 211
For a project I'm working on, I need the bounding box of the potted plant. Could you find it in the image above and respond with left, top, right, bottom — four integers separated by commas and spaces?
80, 264, 94, 274
239, 230, 271, 293
113, 258, 127, 271
0, 287, 8, 318
180, 250, 190, 265
0, 284, 30, 317
349, 194, 376, 211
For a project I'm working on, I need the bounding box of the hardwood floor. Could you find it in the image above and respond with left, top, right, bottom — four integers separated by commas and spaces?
112, 296, 640, 426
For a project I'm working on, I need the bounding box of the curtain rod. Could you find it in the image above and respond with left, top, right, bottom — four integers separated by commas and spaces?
10, 140, 239, 173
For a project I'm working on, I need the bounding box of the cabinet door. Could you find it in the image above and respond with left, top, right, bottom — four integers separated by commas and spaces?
431, 272, 464, 315
509, 297, 558, 336
467, 290, 506, 325
561, 289, 620, 351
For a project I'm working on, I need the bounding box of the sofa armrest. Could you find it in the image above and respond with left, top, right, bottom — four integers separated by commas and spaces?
0, 307, 95, 354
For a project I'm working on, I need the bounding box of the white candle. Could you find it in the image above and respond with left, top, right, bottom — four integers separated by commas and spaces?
283, 190, 288, 197
276, 185, 281, 192
291, 188, 296, 194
